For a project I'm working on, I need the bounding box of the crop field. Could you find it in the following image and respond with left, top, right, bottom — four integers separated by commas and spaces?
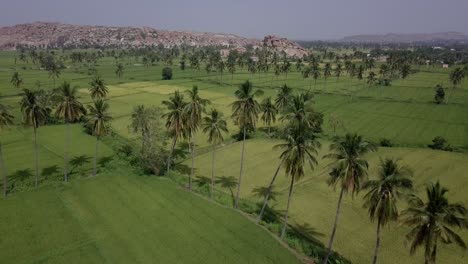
0, 168, 301, 264
0, 50, 467, 264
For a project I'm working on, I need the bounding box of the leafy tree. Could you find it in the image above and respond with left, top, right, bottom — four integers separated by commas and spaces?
231, 80, 263, 208
115, 63, 124, 79
10, 71, 23, 89
162, 67, 173, 80
55, 81, 85, 182
260, 97, 277, 136
401, 182, 468, 264
400, 64, 411, 80
428, 136, 452, 151
357, 65, 365, 81
89, 75, 108, 100
363, 158, 413, 264
0, 104, 13, 196
447, 67, 464, 103
184, 85, 210, 191
20, 89, 48, 188
162, 91, 188, 172
322, 133, 377, 264
87, 99, 111, 176
434, 85, 445, 104
202, 109, 228, 200
367, 71, 377, 88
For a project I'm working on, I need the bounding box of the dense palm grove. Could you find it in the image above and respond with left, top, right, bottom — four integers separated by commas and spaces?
1, 44, 468, 264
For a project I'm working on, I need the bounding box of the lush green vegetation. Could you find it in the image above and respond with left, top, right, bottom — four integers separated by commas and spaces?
0, 46, 467, 264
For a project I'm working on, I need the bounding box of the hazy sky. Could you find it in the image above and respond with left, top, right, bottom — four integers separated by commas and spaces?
1, 0, 467, 40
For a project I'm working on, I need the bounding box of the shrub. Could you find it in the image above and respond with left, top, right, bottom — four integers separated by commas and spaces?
380, 138, 393, 147
434, 85, 445, 104
428, 136, 453, 151
162, 67, 173, 80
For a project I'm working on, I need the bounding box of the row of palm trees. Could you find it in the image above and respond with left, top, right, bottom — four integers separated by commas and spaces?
0, 76, 111, 195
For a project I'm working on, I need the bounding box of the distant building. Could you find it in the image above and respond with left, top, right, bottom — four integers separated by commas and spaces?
442, 64, 449, 68
220, 49, 230, 57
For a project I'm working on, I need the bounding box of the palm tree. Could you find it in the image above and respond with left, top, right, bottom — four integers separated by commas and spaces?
163, 91, 188, 172
217, 60, 225, 84
48, 62, 61, 89
87, 99, 111, 176
322, 133, 377, 264
231, 80, 263, 208
275, 84, 292, 112
202, 109, 228, 200
55, 81, 85, 182
334, 63, 343, 84
401, 182, 468, 264
89, 75, 108, 99
323, 63, 332, 90
276, 124, 319, 239
184, 85, 210, 191
10, 71, 23, 89
0, 104, 13, 196
260, 97, 277, 136
363, 158, 414, 264
20, 89, 48, 188
447, 67, 464, 104
367, 71, 377, 88
115, 63, 124, 79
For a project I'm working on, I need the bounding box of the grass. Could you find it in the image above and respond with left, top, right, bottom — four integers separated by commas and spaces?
185, 138, 468, 264
0, 164, 302, 263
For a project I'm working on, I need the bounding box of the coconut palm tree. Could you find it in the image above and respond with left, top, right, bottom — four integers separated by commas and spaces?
87, 99, 111, 176
323, 63, 332, 90
260, 97, 277, 136
47, 62, 61, 89
89, 75, 108, 99
312, 65, 321, 90
447, 67, 464, 104
202, 109, 228, 200
20, 89, 48, 188
275, 84, 292, 112
401, 181, 468, 264
322, 133, 377, 264
276, 123, 319, 239
231, 80, 263, 208
334, 63, 343, 83
55, 81, 85, 182
0, 104, 13, 196
115, 63, 124, 79
363, 158, 414, 264
184, 85, 210, 191
367, 71, 377, 88
10, 71, 23, 89
163, 91, 188, 172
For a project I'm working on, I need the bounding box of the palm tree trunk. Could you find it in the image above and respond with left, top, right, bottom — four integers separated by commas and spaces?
210, 144, 216, 200
256, 163, 282, 223
167, 136, 177, 172
322, 187, 345, 264
280, 175, 295, 239
64, 121, 69, 182
372, 219, 382, 264
93, 136, 99, 176
189, 134, 197, 191
0, 142, 7, 197
34, 127, 39, 188
234, 127, 246, 209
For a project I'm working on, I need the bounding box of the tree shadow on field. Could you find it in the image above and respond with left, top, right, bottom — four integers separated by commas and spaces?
252, 185, 280, 202
42, 165, 60, 179
215, 176, 238, 207
70, 155, 91, 175
194, 176, 211, 187
290, 222, 324, 245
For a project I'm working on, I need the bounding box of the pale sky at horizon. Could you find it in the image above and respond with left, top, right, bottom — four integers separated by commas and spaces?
1, 0, 467, 40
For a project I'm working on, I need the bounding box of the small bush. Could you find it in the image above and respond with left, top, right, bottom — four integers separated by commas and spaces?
162, 67, 173, 80
380, 138, 393, 147
434, 85, 445, 104
428, 136, 453, 151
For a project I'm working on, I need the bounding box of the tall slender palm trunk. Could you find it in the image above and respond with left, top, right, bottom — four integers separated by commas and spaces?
34, 127, 39, 188
280, 175, 295, 239
210, 144, 216, 200
93, 136, 99, 176
167, 136, 177, 172
64, 121, 69, 182
234, 127, 246, 209
0, 142, 7, 197
189, 134, 197, 191
256, 163, 282, 223
322, 187, 345, 264
372, 219, 382, 264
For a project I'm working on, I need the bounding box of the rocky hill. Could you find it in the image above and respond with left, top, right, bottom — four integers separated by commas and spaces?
341, 32, 468, 43
0, 22, 308, 57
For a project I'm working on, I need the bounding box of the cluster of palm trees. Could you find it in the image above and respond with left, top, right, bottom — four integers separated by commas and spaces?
0, 75, 111, 195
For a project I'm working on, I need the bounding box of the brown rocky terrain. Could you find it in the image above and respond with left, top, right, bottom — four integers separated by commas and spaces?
0, 22, 308, 57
